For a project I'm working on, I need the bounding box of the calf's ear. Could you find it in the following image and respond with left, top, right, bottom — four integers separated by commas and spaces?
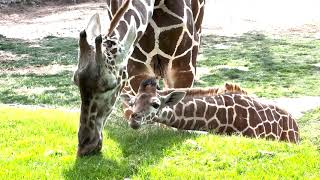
162, 91, 186, 106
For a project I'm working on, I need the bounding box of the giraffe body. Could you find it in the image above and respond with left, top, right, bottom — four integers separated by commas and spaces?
107, 0, 205, 92
154, 94, 299, 143
123, 78, 299, 143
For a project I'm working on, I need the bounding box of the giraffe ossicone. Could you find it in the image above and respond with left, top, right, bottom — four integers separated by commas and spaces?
123, 78, 299, 143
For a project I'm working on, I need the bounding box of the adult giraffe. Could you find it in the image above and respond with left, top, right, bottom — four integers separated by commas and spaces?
73, 0, 205, 156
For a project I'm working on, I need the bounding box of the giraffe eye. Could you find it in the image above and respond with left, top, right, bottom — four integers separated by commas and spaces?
105, 39, 116, 48
151, 102, 160, 109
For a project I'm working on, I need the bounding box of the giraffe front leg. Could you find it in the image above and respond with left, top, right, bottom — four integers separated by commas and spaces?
166, 69, 195, 88
165, 51, 197, 88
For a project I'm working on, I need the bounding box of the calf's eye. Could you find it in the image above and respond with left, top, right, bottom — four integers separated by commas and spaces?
151, 102, 160, 109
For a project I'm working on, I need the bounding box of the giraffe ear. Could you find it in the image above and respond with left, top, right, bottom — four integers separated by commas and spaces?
162, 91, 186, 106
85, 13, 101, 46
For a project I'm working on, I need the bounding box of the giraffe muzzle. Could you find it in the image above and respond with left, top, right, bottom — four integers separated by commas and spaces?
129, 119, 141, 129
129, 113, 143, 129
77, 138, 102, 157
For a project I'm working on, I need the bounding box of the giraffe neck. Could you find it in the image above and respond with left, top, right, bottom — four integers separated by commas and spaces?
114, 0, 155, 40
153, 94, 299, 143
108, 0, 156, 65
153, 95, 208, 130
158, 86, 244, 97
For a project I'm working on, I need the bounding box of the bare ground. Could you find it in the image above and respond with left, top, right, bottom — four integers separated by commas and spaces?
0, 2, 110, 39
1, 0, 320, 39
0, 0, 320, 117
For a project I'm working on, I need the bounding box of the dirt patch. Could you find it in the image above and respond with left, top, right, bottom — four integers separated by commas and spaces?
13, 86, 57, 95
0, 50, 29, 61
1, 1, 320, 39
0, 0, 103, 11
0, 2, 109, 39
0, 64, 76, 75
202, 0, 320, 36
261, 96, 320, 119
0, 2, 106, 21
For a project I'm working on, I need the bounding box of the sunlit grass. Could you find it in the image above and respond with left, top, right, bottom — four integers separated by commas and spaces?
298, 107, 320, 148
0, 105, 319, 179
0, 72, 79, 106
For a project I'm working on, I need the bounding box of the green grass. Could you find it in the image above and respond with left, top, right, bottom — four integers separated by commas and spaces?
0, 72, 79, 106
0, 35, 77, 69
197, 33, 320, 98
0, 35, 79, 107
0, 105, 319, 179
1, 32, 320, 178
1, 33, 320, 106
298, 107, 320, 148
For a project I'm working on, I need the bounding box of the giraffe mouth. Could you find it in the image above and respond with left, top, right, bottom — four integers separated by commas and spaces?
77, 137, 102, 157
129, 119, 141, 129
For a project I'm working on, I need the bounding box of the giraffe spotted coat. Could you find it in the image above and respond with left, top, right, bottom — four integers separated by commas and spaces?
123, 78, 299, 143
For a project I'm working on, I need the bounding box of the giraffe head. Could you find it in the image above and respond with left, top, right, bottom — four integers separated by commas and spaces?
73, 1, 137, 156
121, 78, 186, 129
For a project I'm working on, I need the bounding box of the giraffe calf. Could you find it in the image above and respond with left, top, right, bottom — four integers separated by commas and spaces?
121, 78, 299, 143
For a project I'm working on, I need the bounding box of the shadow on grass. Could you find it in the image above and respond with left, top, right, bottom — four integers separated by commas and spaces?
63, 115, 198, 179
201, 33, 275, 70
197, 32, 320, 97
63, 153, 124, 179
0, 35, 78, 69
297, 107, 320, 149
0, 71, 79, 106
0, 34, 80, 106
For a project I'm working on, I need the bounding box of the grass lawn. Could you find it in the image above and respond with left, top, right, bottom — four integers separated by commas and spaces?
1, 33, 320, 107
0, 32, 320, 179
197, 33, 320, 98
0, 35, 79, 106
0, 105, 319, 179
